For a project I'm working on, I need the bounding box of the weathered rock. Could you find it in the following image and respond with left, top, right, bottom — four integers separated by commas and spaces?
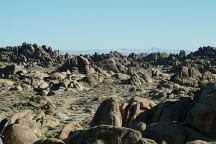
143, 122, 186, 144
184, 126, 212, 142
49, 72, 65, 80
60, 79, 71, 88
68, 125, 156, 144
0, 79, 14, 87
129, 73, 144, 85
14, 118, 41, 137
38, 90, 49, 96
38, 82, 49, 90
200, 71, 216, 85
0, 64, 23, 77
77, 56, 92, 74
33, 71, 49, 80
158, 98, 192, 123
0, 113, 8, 134
132, 97, 156, 110
140, 73, 152, 83
184, 81, 216, 139
121, 99, 141, 127
115, 73, 130, 81
70, 80, 84, 91
152, 69, 163, 77
58, 122, 82, 142
101, 58, 120, 73
9, 110, 35, 125
77, 56, 90, 65
10, 85, 23, 91
130, 122, 147, 132
171, 66, 201, 87
3, 124, 39, 144
31, 78, 45, 89
43, 138, 64, 144
133, 97, 192, 125
84, 73, 98, 85
136, 138, 157, 144
91, 97, 122, 127
21, 84, 32, 91
41, 115, 60, 132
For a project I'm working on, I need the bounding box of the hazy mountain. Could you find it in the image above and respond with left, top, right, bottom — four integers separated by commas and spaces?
60, 47, 195, 56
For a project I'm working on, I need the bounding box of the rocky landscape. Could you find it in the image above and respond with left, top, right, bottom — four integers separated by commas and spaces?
0, 43, 215, 144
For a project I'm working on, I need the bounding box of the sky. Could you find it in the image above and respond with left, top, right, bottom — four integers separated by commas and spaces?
0, 0, 216, 51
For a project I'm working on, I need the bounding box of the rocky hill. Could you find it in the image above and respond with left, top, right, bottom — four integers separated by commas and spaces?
0, 43, 215, 144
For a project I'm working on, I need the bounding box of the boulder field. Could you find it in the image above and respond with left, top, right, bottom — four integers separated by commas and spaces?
0, 43, 215, 143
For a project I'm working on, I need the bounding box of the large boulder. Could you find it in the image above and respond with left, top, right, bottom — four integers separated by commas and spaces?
77, 56, 92, 74
14, 118, 42, 137
90, 98, 122, 127
184, 81, 216, 139
58, 122, 82, 142
9, 110, 35, 125
3, 124, 40, 144
183, 126, 212, 142
157, 98, 192, 123
68, 125, 156, 144
143, 122, 186, 144
133, 97, 192, 125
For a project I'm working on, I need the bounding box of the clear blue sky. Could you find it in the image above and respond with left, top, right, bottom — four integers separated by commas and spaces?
0, 0, 215, 51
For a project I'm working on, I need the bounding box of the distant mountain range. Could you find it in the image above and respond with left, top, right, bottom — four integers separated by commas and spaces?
60, 47, 195, 56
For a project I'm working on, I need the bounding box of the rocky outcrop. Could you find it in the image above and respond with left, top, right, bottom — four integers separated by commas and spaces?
0, 43, 63, 67
171, 66, 201, 87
